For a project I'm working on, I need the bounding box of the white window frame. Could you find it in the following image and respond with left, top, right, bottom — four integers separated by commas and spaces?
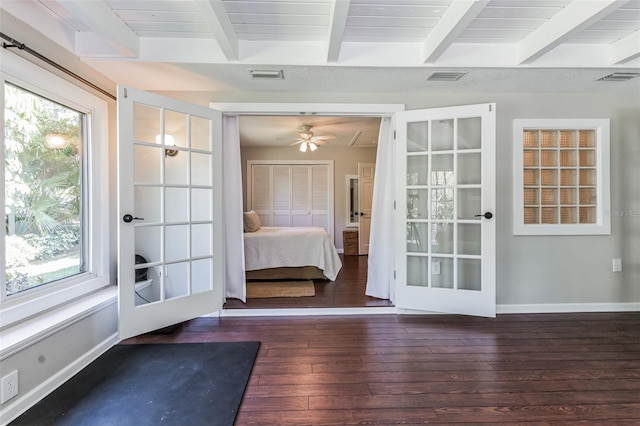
513, 118, 611, 236
0, 50, 110, 327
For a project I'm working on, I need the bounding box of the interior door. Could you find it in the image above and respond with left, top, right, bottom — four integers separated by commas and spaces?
358, 162, 375, 255
395, 103, 496, 317
118, 85, 223, 339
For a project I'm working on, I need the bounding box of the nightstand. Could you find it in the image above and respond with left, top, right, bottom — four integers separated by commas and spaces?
343, 229, 359, 255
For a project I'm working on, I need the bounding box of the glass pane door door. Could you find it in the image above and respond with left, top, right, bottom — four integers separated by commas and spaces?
395, 103, 496, 317
118, 86, 223, 339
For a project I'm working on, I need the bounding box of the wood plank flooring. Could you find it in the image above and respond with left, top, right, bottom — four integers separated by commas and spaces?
224, 254, 393, 309
125, 312, 640, 425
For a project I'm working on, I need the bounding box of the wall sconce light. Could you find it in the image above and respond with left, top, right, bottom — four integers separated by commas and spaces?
45, 133, 69, 149
156, 134, 178, 157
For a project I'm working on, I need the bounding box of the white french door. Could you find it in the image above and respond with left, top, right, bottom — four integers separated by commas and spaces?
395, 103, 496, 317
117, 86, 223, 339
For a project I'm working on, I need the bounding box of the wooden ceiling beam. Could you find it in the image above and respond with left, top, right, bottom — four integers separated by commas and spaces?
196, 0, 239, 61
422, 0, 489, 64
610, 29, 640, 64
517, 0, 623, 64
55, 0, 139, 58
327, 0, 351, 62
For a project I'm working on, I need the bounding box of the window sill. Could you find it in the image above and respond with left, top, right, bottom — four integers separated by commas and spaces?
0, 286, 117, 359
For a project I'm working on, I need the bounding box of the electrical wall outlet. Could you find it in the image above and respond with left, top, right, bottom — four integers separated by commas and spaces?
612, 258, 623, 272
1, 370, 19, 404
432, 261, 441, 275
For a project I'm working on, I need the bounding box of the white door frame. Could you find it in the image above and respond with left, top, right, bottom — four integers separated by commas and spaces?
212, 102, 492, 318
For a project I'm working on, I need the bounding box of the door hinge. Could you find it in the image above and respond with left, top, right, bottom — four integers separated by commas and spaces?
394, 200, 396, 209
489, 104, 492, 112
394, 270, 396, 279
124, 88, 128, 98
393, 130, 396, 139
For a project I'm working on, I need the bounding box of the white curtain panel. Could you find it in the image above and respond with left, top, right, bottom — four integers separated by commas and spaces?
222, 115, 246, 301
366, 116, 395, 302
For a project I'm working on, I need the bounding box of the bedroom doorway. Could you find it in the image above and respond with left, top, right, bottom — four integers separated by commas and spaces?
217, 102, 496, 317
233, 116, 388, 310
118, 97, 495, 317
212, 103, 403, 310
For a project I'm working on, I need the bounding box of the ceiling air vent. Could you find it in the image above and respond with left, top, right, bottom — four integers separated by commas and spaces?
426, 71, 467, 81
249, 69, 284, 80
597, 72, 640, 82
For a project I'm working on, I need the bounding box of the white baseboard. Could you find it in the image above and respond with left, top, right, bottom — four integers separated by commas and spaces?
210, 302, 639, 318
219, 306, 396, 317
336, 248, 344, 254
0, 333, 118, 426
497, 302, 640, 314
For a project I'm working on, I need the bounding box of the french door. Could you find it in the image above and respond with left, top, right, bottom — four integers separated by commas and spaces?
395, 103, 496, 317
117, 86, 223, 339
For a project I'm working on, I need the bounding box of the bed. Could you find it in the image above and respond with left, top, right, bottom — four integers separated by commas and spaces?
243, 226, 342, 281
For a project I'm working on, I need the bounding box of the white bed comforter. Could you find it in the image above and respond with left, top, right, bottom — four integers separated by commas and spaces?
244, 227, 342, 281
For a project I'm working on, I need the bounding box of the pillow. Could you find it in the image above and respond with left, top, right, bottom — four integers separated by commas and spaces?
243, 210, 261, 232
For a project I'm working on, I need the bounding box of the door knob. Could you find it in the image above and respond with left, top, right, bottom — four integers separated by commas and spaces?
122, 214, 144, 223
474, 212, 493, 219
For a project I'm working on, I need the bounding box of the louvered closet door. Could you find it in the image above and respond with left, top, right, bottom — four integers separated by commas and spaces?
272, 165, 291, 226
310, 165, 329, 229
251, 165, 272, 226
249, 162, 332, 235
291, 165, 311, 227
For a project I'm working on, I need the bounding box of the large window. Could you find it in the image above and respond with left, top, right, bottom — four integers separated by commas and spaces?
1, 50, 109, 325
513, 119, 611, 235
4, 84, 86, 295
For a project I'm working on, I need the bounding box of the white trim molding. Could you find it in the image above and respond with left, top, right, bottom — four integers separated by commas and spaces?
498, 302, 640, 314
513, 118, 611, 236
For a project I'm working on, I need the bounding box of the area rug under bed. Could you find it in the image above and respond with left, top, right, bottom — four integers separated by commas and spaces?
11, 341, 260, 426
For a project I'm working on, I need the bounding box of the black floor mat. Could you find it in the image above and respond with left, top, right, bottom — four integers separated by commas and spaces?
11, 342, 260, 426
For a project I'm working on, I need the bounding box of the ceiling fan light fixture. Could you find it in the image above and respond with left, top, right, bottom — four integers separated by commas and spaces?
300, 141, 308, 152
309, 142, 317, 151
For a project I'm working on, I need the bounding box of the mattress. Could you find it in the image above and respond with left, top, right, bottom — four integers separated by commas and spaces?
243, 227, 342, 281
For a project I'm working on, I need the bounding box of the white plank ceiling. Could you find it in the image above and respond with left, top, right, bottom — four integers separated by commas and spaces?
1, 0, 639, 94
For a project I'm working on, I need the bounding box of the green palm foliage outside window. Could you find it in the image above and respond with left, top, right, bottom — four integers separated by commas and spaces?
4, 83, 86, 295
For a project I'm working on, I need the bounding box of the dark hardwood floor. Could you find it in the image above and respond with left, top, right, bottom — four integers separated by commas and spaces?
224, 254, 393, 309
125, 312, 640, 425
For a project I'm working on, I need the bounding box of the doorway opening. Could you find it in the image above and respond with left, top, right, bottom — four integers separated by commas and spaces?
223, 111, 395, 310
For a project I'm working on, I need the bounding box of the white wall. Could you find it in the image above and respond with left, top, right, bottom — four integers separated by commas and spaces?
0, 13, 120, 423
3, 6, 638, 308
170, 90, 639, 306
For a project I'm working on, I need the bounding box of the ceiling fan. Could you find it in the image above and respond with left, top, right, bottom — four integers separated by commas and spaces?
289, 125, 334, 152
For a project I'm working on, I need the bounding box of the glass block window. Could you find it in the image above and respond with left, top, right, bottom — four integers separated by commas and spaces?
514, 119, 610, 235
